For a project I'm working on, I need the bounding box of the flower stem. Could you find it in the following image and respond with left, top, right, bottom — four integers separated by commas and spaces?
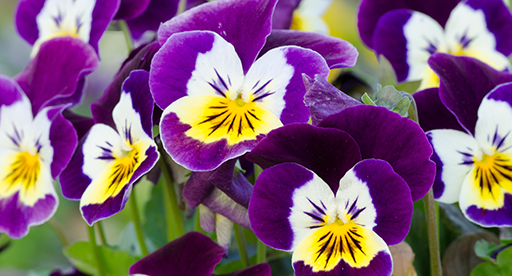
96, 221, 108, 245
178, 0, 187, 14
118, 20, 133, 53
234, 223, 250, 268
424, 189, 442, 276
49, 219, 69, 247
0, 234, 11, 249
254, 164, 267, 264
129, 192, 149, 256
87, 225, 105, 276
159, 155, 185, 238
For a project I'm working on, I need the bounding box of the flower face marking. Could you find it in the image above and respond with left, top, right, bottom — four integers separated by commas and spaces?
5, 151, 41, 191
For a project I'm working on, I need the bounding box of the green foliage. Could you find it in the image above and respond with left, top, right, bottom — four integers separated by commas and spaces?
143, 183, 168, 248
63, 241, 139, 276
472, 246, 512, 276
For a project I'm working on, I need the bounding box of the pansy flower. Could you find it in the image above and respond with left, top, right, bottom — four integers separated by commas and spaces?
273, 0, 334, 34
414, 53, 512, 227
60, 70, 159, 225
150, 0, 332, 172
129, 231, 271, 276
0, 76, 77, 239
15, 0, 120, 56
365, 0, 512, 89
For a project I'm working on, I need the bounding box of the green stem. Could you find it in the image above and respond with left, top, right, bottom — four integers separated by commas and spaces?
177, 0, 187, 14
87, 225, 105, 276
424, 189, 442, 276
159, 174, 176, 241
97, 221, 108, 245
0, 234, 11, 249
118, 20, 133, 53
234, 223, 250, 268
129, 192, 149, 256
49, 219, 69, 247
159, 154, 185, 238
254, 164, 267, 263
194, 208, 204, 234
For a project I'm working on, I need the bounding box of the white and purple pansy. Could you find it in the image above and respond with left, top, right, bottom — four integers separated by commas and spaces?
369, 0, 512, 89
249, 160, 413, 276
0, 76, 77, 239
60, 70, 159, 225
15, 0, 120, 56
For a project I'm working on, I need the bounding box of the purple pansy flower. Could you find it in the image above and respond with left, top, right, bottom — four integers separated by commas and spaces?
129, 231, 271, 276
273, 0, 334, 34
15, 0, 120, 56
60, 70, 159, 225
365, 0, 512, 89
150, 0, 331, 172
415, 53, 512, 227
249, 160, 412, 276
0, 76, 77, 239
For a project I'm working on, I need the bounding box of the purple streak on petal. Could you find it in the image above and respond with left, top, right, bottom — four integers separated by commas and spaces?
121, 70, 154, 137
303, 74, 362, 126
150, 31, 215, 110
279, 46, 330, 125
372, 9, 412, 82
0, 76, 25, 107
464, 193, 512, 227
115, 0, 150, 20
126, 0, 179, 40
352, 159, 413, 245
157, 0, 278, 73
413, 88, 465, 132
202, 187, 251, 229
272, 0, 301, 29
14, 37, 99, 115
293, 250, 392, 276
62, 110, 95, 140
60, 139, 93, 200
219, 263, 271, 276
466, 0, 512, 56
160, 112, 266, 171
247, 124, 361, 192
260, 30, 358, 69
129, 232, 224, 276
81, 185, 130, 225
14, 0, 45, 45
89, 0, 121, 54
357, 0, 460, 49
319, 105, 435, 201
429, 53, 512, 135
0, 193, 57, 239
49, 110, 78, 179
92, 42, 159, 128
426, 133, 446, 199
249, 163, 315, 250
131, 146, 159, 188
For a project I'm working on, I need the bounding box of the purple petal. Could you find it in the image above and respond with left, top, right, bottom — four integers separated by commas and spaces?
357, 0, 460, 49
59, 138, 91, 200
319, 105, 435, 201
157, 0, 277, 73
272, 0, 301, 29
303, 74, 362, 126
115, 0, 150, 20
92, 42, 159, 129
129, 232, 225, 276
186, 0, 208, 10
219, 263, 271, 276
202, 187, 251, 229
88, 0, 121, 54
126, 0, 179, 40
413, 88, 465, 132
260, 30, 358, 69
247, 123, 362, 192
118, 70, 154, 137
463, 194, 512, 227
62, 110, 95, 140
81, 185, 131, 225
14, 37, 99, 114
0, 76, 25, 107
429, 53, 512, 135
48, 110, 78, 179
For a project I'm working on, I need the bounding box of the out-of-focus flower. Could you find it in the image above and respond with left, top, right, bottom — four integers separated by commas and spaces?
0, 76, 77, 239
15, 0, 120, 56
273, 0, 333, 34
249, 160, 413, 276
60, 70, 159, 225
129, 231, 271, 276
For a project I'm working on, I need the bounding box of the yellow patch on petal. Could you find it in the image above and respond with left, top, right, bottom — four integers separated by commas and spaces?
0, 151, 44, 205
290, 12, 304, 31
169, 94, 283, 146
466, 151, 512, 209
417, 66, 439, 90
293, 216, 387, 272
81, 140, 150, 205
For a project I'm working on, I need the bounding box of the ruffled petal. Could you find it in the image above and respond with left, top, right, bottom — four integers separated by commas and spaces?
413, 87, 465, 132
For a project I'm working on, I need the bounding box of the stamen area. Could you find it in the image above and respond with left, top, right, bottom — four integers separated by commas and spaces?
170, 95, 282, 145
469, 152, 512, 208
1, 151, 41, 193
293, 219, 384, 271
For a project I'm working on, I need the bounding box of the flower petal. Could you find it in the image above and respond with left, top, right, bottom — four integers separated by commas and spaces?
115, 0, 150, 20
272, 0, 301, 29
413, 87, 465, 132
125, 0, 179, 40
202, 187, 251, 229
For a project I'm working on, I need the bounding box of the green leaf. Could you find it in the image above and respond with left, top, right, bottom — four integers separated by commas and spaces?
63, 241, 139, 276
361, 93, 376, 106
143, 183, 167, 248
378, 55, 398, 86
475, 239, 501, 262
472, 246, 512, 276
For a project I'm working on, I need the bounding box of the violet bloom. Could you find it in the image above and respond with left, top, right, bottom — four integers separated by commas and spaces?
60, 71, 159, 225
15, 0, 120, 56
362, 0, 512, 89
129, 232, 271, 276
0, 76, 77, 239
150, 0, 331, 172
273, 0, 334, 34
